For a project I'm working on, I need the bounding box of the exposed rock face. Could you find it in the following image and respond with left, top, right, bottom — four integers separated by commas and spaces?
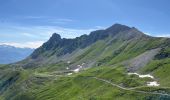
18, 23, 169, 69
30, 24, 142, 59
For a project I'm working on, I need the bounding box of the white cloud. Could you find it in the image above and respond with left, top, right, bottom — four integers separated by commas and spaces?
22, 33, 38, 37
95, 26, 106, 29
56, 18, 74, 22
38, 26, 101, 38
19, 16, 74, 24
8, 25, 103, 39
145, 32, 170, 38
22, 16, 46, 19
0, 41, 44, 49
156, 34, 170, 38
0, 23, 106, 49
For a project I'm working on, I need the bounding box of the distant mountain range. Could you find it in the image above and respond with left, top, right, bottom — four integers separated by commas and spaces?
0, 45, 34, 64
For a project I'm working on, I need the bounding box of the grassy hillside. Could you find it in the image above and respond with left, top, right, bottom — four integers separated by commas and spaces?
140, 46, 170, 87
1, 66, 170, 100
1, 24, 170, 100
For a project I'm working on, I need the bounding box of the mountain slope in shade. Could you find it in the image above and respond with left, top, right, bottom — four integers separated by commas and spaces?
0, 45, 34, 64
19, 24, 145, 66
19, 24, 169, 70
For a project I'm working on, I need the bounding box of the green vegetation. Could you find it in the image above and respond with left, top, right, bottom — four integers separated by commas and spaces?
1, 66, 170, 100
140, 46, 170, 87
1, 24, 170, 99
141, 58, 170, 87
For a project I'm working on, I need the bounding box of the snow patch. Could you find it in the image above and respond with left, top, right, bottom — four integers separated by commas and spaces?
67, 73, 73, 75
128, 73, 160, 87
128, 73, 154, 79
82, 63, 85, 65
66, 67, 69, 70
67, 61, 71, 64
73, 63, 85, 73
147, 81, 160, 86
74, 68, 80, 73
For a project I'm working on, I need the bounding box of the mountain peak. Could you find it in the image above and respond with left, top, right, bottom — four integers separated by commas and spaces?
107, 23, 131, 30
51, 33, 61, 40
29, 23, 147, 60
46, 33, 62, 44
105, 23, 131, 35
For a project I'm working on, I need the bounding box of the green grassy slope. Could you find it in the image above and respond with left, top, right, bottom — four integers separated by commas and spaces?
140, 46, 170, 87
1, 66, 169, 100
1, 24, 170, 100
1, 37, 169, 100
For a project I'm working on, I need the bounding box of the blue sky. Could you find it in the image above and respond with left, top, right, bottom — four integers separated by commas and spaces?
0, 0, 170, 48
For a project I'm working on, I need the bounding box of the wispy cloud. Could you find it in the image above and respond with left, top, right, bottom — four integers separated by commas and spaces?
18, 16, 74, 25
22, 33, 38, 37
49, 18, 74, 24
145, 32, 170, 38
156, 34, 170, 38
0, 41, 44, 49
22, 16, 46, 19
94, 26, 106, 29
0, 23, 105, 48
4, 24, 103, 39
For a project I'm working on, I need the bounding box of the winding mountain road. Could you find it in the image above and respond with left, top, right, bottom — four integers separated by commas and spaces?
92, 77, 170, 96
34, 71, 170, 96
